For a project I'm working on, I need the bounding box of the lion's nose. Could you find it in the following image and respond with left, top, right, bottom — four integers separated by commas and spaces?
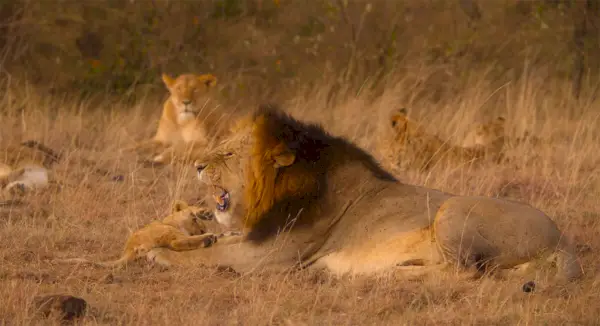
182, 99, 191, 105
196, 163, 207, 173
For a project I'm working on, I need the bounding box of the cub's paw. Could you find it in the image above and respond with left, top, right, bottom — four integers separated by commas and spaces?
202, 234, 218, 248
219, 231, 243, 238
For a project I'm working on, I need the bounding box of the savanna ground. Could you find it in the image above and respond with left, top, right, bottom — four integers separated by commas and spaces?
1, 1, 600, 325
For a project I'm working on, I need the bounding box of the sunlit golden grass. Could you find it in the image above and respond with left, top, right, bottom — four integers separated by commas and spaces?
0, 67, 599, 325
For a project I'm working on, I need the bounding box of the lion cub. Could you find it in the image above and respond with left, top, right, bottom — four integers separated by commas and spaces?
57, 200, 232, 268
133, 73, 222, 165
0, 141, 60, 196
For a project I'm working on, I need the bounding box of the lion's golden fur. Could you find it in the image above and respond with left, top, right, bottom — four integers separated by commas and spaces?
242, 106, 396, 241
463, 115, 543, 154
0, 141, 61, 196
148, 105, 582, 285
380, 108, 501, 171
133, 73, 233, 164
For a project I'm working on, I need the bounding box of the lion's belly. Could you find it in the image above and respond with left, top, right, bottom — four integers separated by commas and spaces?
315, 228, 443, 276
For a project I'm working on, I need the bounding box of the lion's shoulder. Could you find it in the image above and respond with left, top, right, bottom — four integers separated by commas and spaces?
242, 105, 397, 241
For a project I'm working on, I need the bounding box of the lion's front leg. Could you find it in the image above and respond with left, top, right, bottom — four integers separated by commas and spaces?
216, 231, 244, 245
169, 234, 218, 251
146, 239, 298, 273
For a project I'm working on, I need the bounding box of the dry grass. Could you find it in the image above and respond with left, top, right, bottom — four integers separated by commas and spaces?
1, 66, 600, 325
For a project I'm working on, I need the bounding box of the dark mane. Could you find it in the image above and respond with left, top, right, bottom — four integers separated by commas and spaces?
245, 104, 397, 243
254, 104, 397, 181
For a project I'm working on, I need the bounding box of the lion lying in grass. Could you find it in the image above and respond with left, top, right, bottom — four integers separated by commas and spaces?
0, 140, 60, 196
1, 140, 122, 198
131, 73, 222, 165
146, 105, 582, 286
462, 115, 543, 163
378, 108, 503, 172
56, 200, 242, 268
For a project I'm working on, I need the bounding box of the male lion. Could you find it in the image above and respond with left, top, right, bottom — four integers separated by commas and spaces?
146, 105, 582, 284
56, 200, 241, 268
379, 108, 502, 172
132, 73, 225, 165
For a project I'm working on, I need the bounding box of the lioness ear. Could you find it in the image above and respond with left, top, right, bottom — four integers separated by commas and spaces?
271, 142, 295, 168
171, 200, 189, 213
198, 74, 217, 88
162, 73, 176, 89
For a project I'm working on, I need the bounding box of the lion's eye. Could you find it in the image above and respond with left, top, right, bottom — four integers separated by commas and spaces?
224, 152, 234, 157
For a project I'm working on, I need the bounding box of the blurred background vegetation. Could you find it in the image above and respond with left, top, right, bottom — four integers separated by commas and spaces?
0, 0, 597, 110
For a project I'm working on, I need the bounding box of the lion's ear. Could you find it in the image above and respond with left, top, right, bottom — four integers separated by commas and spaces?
198, 74, 218, 88
171, 200, 189, 213
271, 142, 295, 168
273, 151, 295, 168
162, 73, 176, 89
390, 108, 408, 128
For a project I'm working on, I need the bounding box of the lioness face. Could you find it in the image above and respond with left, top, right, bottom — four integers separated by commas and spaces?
193, 128, 252, 228
162, 73, 218, 124
169, 201, 215, 236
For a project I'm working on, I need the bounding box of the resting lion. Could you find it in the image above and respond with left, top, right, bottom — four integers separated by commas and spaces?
379, 108, 501, 172
56, 200, 242, 268
462, 115, 542, 153
1, 140, 121, 197
0, 140, 60, 196
132, 73, 225, 165
146, 105, 582, 285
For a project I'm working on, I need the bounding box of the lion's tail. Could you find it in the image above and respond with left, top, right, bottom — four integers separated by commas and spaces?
55, 252, 135, 268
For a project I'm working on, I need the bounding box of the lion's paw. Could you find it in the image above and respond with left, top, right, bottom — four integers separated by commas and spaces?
202, 234, 218, 248
219, 231, 243, 238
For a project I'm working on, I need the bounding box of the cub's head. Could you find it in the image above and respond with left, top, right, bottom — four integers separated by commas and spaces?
164, 200, 215, 236
389, 108, 425, 142
464, 116, 506, 149
193, 120, 254, 228
162, 73, 218, 123
380, 108, 448, 171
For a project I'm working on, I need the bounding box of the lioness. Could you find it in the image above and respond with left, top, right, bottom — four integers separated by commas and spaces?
133, 73, 224, 165
463, 116, 542, 151
0, 141, 60, 195
56, 200, 241, 268
147, 105, 582, 284
1, 140, 120, 196
379, 108, 502, 172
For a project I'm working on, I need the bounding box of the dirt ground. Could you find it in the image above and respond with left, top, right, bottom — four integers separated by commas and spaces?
1, 74, 599, 325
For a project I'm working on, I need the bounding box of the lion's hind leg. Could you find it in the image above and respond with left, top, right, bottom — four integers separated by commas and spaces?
433, 196, 583, 283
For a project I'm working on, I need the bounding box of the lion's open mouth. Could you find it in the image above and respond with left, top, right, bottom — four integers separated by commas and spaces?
213, 188, 230, 212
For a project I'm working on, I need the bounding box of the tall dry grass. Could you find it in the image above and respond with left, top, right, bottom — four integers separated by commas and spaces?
0, 57, 599, 324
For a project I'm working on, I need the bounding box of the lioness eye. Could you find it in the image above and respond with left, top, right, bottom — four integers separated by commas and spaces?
224, 152, 233, 157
